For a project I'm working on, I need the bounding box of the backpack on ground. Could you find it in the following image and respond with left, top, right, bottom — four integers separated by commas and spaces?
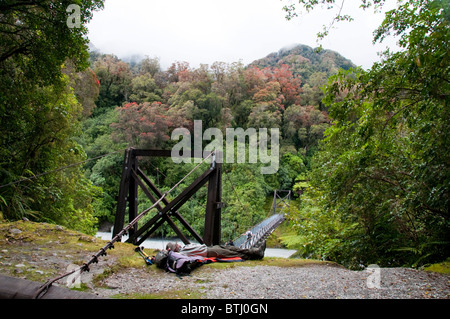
166, 251, 205, 276
154, 250, 169, 269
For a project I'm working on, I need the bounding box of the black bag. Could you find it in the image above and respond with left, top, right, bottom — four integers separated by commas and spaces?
167, 251, 205, 276
154, 250, 169, 269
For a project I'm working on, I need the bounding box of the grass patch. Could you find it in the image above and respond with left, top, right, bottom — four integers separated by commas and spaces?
423, 259, 450, 275
70, 283, 91, 292
0, 220, 150, 283
116, 289, 205, 299
203, 256, 335, 270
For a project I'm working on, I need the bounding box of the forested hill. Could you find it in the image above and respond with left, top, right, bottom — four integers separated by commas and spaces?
87, 43, 354, 121
249, 44, 355, 83
246, 44, 355, 110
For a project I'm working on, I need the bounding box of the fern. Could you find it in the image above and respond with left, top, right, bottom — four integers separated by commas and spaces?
394, 241, 449, 267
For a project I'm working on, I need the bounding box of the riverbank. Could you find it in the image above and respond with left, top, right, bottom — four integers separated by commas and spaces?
1, 220, 449, 299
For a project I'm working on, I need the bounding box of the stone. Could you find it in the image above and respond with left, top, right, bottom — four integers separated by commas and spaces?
9, 228, 22, 235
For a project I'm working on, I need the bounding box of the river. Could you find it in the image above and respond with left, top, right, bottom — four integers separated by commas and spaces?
95, 232, 296, 258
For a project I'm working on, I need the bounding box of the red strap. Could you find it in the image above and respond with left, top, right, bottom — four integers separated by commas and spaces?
202, 257, 244, 263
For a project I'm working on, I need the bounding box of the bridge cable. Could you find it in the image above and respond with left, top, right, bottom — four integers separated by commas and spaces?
222, 167, 255, 239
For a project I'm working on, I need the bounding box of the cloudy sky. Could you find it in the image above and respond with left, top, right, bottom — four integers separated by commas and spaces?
87, 0, 400, 70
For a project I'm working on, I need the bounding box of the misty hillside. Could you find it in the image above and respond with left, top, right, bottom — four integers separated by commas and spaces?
249, 44, 355, 85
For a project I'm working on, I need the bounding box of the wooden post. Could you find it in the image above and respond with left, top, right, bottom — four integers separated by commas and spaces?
113, 148, 133, 237
204, 159, 222, 246
128, 153, 138, 241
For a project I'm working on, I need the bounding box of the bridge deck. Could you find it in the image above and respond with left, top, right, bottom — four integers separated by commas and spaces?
233, 213, 286, 249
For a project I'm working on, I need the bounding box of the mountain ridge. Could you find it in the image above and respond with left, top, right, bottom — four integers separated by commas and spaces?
89, 43, 356, 82
248, 43, 355, 84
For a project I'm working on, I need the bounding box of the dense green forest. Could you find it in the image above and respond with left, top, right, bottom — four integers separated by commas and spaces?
0, 0, 448, 269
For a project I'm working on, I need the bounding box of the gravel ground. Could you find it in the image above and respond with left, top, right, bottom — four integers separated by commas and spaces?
1, 222, 448, 299
93, 264, 450, 299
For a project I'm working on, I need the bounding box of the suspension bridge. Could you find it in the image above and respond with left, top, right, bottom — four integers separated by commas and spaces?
232, 190, 290, 249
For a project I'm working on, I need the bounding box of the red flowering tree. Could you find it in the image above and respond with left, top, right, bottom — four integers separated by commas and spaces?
244, 64, 302, 110
112, 102, 171, 149
266, 64, 302, 107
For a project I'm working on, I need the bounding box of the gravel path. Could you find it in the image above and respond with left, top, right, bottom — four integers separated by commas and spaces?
93, 264, 450, 299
